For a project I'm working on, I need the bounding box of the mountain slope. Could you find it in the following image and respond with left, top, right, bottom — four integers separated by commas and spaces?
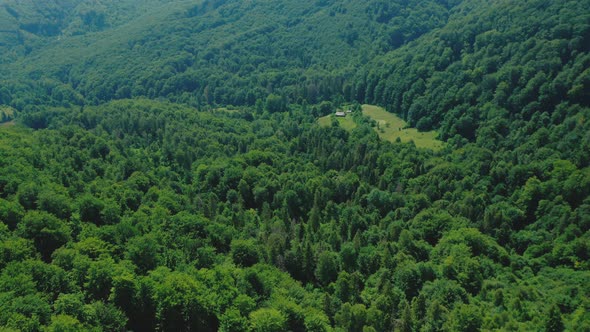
1, 0, 458, 106
355, 0, 590, 133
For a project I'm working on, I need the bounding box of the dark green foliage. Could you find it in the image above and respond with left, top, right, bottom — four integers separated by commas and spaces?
265, 94, 287, 113
545, 305, 565, 332
0, 198, 24, 230
315, 251, 340, 286
231, 239, 260, 267
125, 234, 161, 274
78, 195, 104, 225
17, 211, 70, 261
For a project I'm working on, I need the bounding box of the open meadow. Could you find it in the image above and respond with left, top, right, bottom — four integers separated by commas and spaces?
319, 105, 444, 150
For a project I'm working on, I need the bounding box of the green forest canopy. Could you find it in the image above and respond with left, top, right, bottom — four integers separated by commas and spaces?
0, 0, 589, 331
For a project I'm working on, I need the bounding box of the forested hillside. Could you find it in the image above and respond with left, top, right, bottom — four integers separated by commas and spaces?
1, 0, 457, 107
0, 0, 589, 331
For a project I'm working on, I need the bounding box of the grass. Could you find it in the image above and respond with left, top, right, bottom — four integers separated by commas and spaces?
318, 104, 444, 151
362, 104, 444, 150
318, 114, 357, 131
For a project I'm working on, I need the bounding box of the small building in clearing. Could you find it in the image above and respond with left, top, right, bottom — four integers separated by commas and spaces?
335, 111, 346, 117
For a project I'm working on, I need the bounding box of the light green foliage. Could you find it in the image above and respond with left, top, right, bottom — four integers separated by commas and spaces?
249, 308, 287, 332
220, 308, 249, 332
46, 314, 84, 332
0, 106, 16, 124
304, 309, 332, 332
444, 303, 482, 331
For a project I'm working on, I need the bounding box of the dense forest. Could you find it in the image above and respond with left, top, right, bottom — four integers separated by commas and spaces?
0, 0, 589, 331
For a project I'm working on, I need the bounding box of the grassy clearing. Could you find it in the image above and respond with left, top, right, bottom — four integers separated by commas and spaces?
318, 105, 444, 151
318, 114, 357, 131
362, 104, 444, 150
